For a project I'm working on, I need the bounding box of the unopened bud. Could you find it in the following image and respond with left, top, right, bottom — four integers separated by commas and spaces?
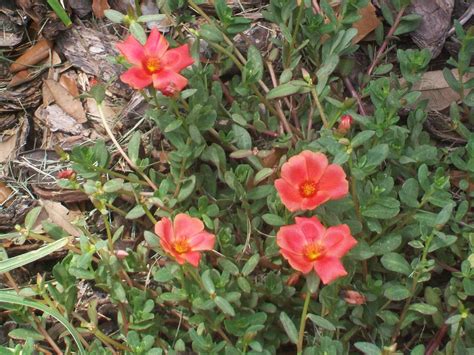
57, 169, 75, 180
115, 250, 129, 260
336, 114, 353, 135
301, 68, 312, 84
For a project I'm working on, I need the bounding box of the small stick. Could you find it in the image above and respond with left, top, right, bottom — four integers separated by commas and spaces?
367, 6, 407, 76
343, 77, 367, 116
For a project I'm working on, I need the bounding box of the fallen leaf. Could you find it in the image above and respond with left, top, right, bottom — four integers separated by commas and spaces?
92, 0, 110, 18
8, 70, 34, 88
44, 79, 87, 123
59, 73, 80, 97
40, 200, 82, 237
10, 39, 53, 73
34, 105, 84, 135
0, 182, 12, 205
0, 132, 18, 163
408, 69, 474, 111
353, 3, 381, 43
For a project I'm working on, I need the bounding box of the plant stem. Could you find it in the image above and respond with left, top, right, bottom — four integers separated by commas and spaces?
97, 103, 158, 191
142, 203, 158, 224
297, 291, 312, 354
310, 87, 329, 128
367, 6, 407, 76
287, 0, 305, 68
391, 233, 434, 345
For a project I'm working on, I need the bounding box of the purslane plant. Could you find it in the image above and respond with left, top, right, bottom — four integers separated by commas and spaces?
1, 0, 473, 354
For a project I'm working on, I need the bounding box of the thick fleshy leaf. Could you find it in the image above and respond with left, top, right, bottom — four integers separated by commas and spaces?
162, 44, 194, 72
144, 28, 169, 58
313, 257, 348, 284
120, 67, 153, 89
173, 213, 204, 239
116, 35, 145, 66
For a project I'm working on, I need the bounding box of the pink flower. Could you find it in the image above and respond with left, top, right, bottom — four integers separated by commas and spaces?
337, 114, 353, 135
154, 213, 215, 267
57, 169, 75, 179
277, 217, 357, 284
274, 150, 349, 212
116, 28, 194, 95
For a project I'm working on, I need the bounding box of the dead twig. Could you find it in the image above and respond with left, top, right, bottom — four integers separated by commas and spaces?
367, 6, 407, 76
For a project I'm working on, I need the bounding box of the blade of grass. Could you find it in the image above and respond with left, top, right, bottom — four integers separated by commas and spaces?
46, 0, 72, 27
0, 292, 86, 353
0, 237, 69, 273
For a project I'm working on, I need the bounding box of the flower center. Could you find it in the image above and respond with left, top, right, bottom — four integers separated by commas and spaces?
299, 180, 318, 198
173, 239, 190, 254
303, 243, 324, 261
145, 57, 161, 73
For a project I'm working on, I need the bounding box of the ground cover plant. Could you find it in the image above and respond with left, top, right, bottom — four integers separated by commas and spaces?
0, 0, 474, 354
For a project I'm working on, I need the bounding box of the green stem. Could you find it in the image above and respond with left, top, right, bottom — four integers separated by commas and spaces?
391, 233, 434, 344
449, 318, 464, 355
287, 0, 305, 68
102, 215, 114, 251
310, 87, 329, 128
142, 203, 158, 224
297, 291, 312, 355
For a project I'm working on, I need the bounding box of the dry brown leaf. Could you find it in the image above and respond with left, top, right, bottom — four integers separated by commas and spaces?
59, 73, 80, 97
35, 105, 84, 135
409, 69, 474, 111
353, 3, 381, 43
0, 132, 18, 163
10, 39, 53, 73
0, 182, 12, 205
44, 79, 87, 123
92, 0, 110, 18
8, 70, 34, 88
42, 82, 55, 106
39, 200, 82, 237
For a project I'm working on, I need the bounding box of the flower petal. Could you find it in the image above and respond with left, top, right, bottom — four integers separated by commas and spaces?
144, 28, 169, 58
300, 151, 328, 183
120, 67, 153, 89
301, 193, 330, 211
184, 251, 201, 267
162, 44, 194, 72
155, 217, 173, 241
173, 214, 204, 239
116, 36, 145, 66
280, 249, 313, 274
323, 224, 357, 258
281, 154, 308, 185
275, 178, 303, 212
276, 224, 307, 255
318, 164, 349, 200
188, 231, 216, 251
313, 257, 348, 284
295, 216, 326, 244
152, 70, 188, 93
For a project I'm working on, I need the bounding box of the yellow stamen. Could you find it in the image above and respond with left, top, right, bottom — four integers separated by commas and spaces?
173, 239, 190, 254
299, 180, 317, 198
145, 57, 161, 73
303, 243, 324, 261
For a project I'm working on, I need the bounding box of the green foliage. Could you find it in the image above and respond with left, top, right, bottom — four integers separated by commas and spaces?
1, 1, 473, 354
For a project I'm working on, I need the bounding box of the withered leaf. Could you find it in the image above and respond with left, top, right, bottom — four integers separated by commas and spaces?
44, 79, 87, 123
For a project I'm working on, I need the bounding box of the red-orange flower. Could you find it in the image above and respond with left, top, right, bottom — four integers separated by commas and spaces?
116, 28, 194, 95
154, 213, 215, 267
277, 217, 357, 284
274, 150, 348, 212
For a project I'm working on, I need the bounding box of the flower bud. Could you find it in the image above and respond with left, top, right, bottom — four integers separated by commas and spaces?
337, 114, 353, 135
115, 250, 129, 260
57, 169, 75, 180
